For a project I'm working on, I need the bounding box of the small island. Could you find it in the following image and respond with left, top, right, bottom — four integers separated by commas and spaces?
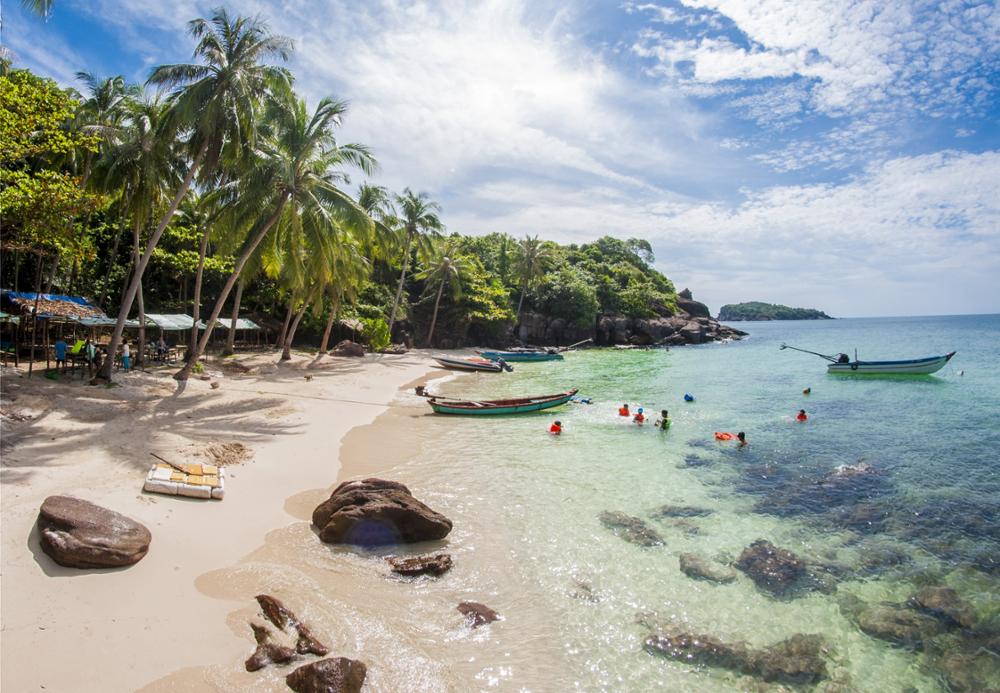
718, 302, 833, 321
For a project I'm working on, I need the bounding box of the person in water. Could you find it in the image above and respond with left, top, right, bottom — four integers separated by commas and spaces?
633, 407, 645, 424
618, 403, 630, 416
796, 409, 808, 422
655, 410, 671, 430
737, 431, 747, 447
549, 420, 562, 435
803, 387, 811, 395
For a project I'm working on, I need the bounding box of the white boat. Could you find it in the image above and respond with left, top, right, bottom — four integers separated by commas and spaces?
781, 344, 956, 375
432, 355, 512, 372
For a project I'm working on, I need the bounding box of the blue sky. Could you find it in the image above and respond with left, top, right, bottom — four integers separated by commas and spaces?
3, 0, 999, 317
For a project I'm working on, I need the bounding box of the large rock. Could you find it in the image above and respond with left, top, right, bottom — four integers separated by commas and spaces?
599, 511, 664, 547
285, 657, 367, 693
735, 540, 806, 595
908, 586, 976, 628
312, 478, 452, 547
330, 340, 365, 357
37, 495, 151, 568
679, 553, 737, 584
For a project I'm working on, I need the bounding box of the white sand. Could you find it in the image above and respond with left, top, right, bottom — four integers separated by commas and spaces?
0, 351, 438, 692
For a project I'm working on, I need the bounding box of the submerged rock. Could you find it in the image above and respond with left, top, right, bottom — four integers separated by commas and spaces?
387, 553, 453, 577
679, 553, 737, 584
37, 495, 151, 568
838, 594, 943, 647
285, 657, 367, 693
312, 478, 452, 547
908, 586, 976, 628
650, 504, 713, 518
457, 601, 499, 627
751, 633, 829, 684
735, 540, 806, 595
645, 632, 749, 669
599, 511, 664, 547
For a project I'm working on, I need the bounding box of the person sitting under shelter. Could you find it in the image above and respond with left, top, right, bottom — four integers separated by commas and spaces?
54, 337, 67, 373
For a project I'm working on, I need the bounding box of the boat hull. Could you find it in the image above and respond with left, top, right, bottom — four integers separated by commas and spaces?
478, 351, 563, 362
428, 389, 577, 415
433, 356, 502, 372
827, 352, 955, 375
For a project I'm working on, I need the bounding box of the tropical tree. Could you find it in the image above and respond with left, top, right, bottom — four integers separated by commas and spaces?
98, 8, 292, 380
170, 192, 219, 356
513, 234, 553, 324
72, 72, 138, 187
387, 188, 443, 334
416, 239, 468, 346
174, 92, 375, 378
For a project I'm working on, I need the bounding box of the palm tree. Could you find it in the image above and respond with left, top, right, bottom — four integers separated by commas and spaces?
98, 8, 292, 380
317, 243, 369, 353
357, 182, 401, 262
416, 240, 468, 347
514, 234, 554, 324
20, 0, 53, 18
172, 192, 218, 357
174, 92, 375, 378
73, 72, 139, 188
387, 188, 443, 335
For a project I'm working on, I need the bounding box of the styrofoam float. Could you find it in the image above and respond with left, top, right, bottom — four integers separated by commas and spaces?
143, 462, 225, 500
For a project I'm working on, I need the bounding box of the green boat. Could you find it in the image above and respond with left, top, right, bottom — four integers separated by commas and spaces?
426, 388, 578, 415
478, 350, 564, 362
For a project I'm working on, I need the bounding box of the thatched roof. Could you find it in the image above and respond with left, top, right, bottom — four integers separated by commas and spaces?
1, 291, 106, 320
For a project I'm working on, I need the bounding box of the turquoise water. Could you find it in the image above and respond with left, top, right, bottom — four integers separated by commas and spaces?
396, 315, 1000, 691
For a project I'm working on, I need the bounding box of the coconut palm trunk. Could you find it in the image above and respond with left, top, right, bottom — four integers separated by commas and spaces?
174, 193, 289, 380
387, 231, 413, 334
281, 301, 309, 361
188, 225, 211, 358
425, 279, 446, 347
99, 142, 208, 380
222, 277, 244, 356
276, 301, 293, 348
516, 284, 527, 323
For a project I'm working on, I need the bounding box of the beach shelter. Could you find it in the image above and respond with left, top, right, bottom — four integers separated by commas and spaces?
145, 313, 196, 331
201, 316, 262, 348
0, 290, 108, 375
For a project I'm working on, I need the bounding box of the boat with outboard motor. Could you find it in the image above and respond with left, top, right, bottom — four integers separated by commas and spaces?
781, 343, 956, 374
432, 355, 512, 372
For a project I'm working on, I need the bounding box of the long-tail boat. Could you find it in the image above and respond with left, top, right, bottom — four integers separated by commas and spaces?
423, 388, 578, 415
781, 344, 956, 374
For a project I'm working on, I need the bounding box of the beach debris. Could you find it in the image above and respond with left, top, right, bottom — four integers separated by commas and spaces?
256, 594, 329, 656
304, 374, 313, 381
645, 630, 829, 684
330, 340, 365, 357
838, 593, 943, 647
143, 457, 225, 500
36, 495, 151, 568
457, 601, 500, 627
649, 504, 713, 518
387, 553, 453, 577
199, 441, 252, 467
598, 511, 664, 547
908, 586, 977, 628
735, 540, 806, 596
312, 478, 453, 547
210, 381, 220, 389
245, 622, 297, 672
678, 553, 737, 584
286, 657, 367, 693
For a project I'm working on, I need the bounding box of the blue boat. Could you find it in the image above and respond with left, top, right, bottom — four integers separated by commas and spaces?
478, 350, 563, 362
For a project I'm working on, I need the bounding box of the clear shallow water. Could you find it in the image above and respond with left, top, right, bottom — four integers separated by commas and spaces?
398, 315, 1000, 691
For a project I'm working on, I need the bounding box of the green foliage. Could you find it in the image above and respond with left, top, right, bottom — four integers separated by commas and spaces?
535, 266, 599, 327
362, 316, 391, 351
718, 302, 832, 321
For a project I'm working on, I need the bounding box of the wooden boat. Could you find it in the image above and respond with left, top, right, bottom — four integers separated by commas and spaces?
426, 388, 578, 415
478, 350, 563, 362
781, 344, 956, 375
432, 355, 510, 372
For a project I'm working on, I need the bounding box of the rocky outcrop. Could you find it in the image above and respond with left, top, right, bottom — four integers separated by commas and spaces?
286, 657, 367, 693
599, 511, 664, 547
645, 630, 828, 684
329, 340, 365, 357
37, 495, 151, 568
735, 540, 806, 596
679, 553, 737, 584
457, 601, 500, 627
312, 478, 453, 547
387, 553, 453, 577
256, 595, 328, 656
245, 622, 297, 672
244, 595, 329, 672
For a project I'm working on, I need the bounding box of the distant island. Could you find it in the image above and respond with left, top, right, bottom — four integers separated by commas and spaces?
718, 302, 833, 321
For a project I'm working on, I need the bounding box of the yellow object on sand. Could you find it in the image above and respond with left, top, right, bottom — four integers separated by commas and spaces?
143, 463, 225, 500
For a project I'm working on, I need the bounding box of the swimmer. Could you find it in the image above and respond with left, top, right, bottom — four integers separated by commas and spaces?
684, 393, 694, 402
619, 403, 630, 416
803, 387, 811, 395
737, 431, 747, 447
549, 420, 562, 435
655, 409, 671, 430
796, 409, 808, 422
633, 407, 645, 425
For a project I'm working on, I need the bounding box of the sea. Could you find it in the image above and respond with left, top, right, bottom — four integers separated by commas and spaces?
195, 315, 1000, 692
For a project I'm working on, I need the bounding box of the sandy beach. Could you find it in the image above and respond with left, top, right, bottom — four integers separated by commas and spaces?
1, 351, 442, 692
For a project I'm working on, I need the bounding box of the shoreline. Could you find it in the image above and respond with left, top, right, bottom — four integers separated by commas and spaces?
0, 351, 442, 692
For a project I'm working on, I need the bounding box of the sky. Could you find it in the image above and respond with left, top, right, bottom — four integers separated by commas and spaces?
3, 0, 999, 317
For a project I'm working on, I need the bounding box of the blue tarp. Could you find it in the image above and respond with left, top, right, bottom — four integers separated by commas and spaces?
0, 290, 106, 320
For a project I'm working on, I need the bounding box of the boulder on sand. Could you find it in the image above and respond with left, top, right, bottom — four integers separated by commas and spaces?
286, 657, 367, 693
330, 340, 365, 357
735, 539, 806, 595
312, 478, 452, 547
37, 495, 151, 568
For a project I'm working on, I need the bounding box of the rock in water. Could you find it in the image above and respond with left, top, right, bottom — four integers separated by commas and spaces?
312, 478, 452, 547
645, 632, 749, 669
679, 553, 737, 584
735, 540, 806, 595
650, 504, 713, 518
599, 511, 664, 547
908, 586, 977, 628
286, 657, 367, 693
388, 553, 453, 577
457, 601, 500, 627
838, 594, 944, 647
245, 622, 297, 672
37, 495, 151, 568
255, 594, 328, 656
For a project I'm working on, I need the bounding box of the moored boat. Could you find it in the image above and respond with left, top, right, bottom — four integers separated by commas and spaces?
425, 388, 578, 415
432, 355, 511, 372
781, 343, 956, 375
478, 350, 563, 362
